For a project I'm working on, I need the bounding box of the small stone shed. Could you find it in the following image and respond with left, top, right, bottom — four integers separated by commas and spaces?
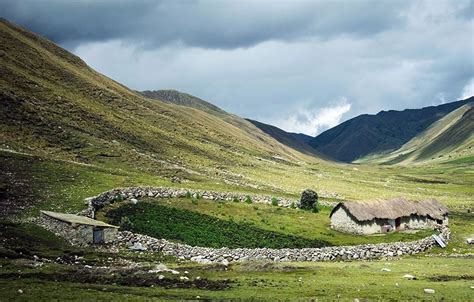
40, 211, 119, 245
329, 198, 448, 235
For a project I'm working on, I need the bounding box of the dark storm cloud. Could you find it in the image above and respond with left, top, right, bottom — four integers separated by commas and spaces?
0, 0, 410, 49
1, 0, 473, 135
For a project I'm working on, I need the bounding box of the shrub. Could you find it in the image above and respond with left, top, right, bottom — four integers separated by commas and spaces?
290, 202, 296, 209
298, 189, 318, 211
196, 193, 202, 199
271, 197, 279, 206
312, 206, 319, 213
232, 197, 240, 203
244, 195, 252, 204
191, 198, 198, 205
119, 216, 134, 230
185, 191, 192, 199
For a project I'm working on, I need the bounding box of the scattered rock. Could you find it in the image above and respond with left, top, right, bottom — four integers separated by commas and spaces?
424, 288, 435, 294
129, 242, 147, 251
381, 268, 391, 272
17, 289, 23, 294
466, 238, 474, 244
403, 274, 415, 280
131, 198, 138, 204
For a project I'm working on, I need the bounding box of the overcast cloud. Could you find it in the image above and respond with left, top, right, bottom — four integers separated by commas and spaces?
1, 0, 473, 135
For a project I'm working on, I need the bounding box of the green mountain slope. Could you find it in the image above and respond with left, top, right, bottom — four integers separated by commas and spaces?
0, 18, 319, 187
357, 103, 474, 165
308, 98, 473, 162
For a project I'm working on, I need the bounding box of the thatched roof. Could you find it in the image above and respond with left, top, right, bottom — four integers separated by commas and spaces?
41, 211, 119, 228
330, 198, 448, 221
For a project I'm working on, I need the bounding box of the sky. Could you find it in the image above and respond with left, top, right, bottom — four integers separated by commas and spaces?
1, 0, 473, 136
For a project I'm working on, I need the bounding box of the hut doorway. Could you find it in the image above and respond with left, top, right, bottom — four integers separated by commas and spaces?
93, 228, 104, 244
395, 217, 401, 230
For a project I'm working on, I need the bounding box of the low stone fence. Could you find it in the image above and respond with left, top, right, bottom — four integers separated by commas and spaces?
79, 186, 449, 263
116, 226, 450, 263
83, 186, 337, 218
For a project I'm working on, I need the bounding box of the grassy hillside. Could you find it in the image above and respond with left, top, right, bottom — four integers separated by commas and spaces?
357, 103, 474, 165
309, 98, 473, 162
0, 17, 323, 207
0, 18, 472, 217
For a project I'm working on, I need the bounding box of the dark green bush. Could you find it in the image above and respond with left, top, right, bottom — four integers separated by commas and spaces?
185, 191, 192, 199
271, 197, 279, 206
244, 195, 252, 204
299, 189, 318, 210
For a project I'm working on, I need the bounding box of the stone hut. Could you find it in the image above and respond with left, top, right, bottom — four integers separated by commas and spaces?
40, 211, 119, 245
329, 198, 448, 235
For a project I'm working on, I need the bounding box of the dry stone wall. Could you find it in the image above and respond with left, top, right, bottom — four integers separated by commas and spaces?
115, 227, 450, 263
79, 186, 450, 263
83, 186, 337, 217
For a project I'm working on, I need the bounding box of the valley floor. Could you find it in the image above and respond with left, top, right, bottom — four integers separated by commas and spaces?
0, 150, 473, 301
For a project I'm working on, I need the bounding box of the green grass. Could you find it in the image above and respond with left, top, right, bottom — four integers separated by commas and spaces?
0, 255, 472, 301
0, 222, 472, 301
104, 202, 330, 248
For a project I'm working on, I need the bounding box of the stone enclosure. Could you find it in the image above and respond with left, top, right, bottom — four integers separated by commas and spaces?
75, 186, 450, 263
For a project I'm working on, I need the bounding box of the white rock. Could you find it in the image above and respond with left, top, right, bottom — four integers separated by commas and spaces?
381, 268, 391, 272
466, 238, 474, 244
424, 288, 435, 294
403, 274, 415, 280
18, 289, 23, 294
221, 259, 229, 266
131, 198, 138, 204
158, 275, 165, 280
130, 242, 147, 251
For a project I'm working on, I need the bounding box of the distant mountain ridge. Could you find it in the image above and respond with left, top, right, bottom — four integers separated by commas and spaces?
357, 103, 474, 164
308, 98, 473, 162
246, 119, 324, 158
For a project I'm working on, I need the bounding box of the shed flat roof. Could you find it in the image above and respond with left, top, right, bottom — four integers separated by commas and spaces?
41, 211, 119, 228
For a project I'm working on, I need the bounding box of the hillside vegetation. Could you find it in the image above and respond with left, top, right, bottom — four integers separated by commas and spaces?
0, 18, 320, 205
309, 98, 473, 162
357, 103, 474, 165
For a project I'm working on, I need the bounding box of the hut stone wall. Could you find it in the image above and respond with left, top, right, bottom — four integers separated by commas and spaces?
39, 213, 118, 246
